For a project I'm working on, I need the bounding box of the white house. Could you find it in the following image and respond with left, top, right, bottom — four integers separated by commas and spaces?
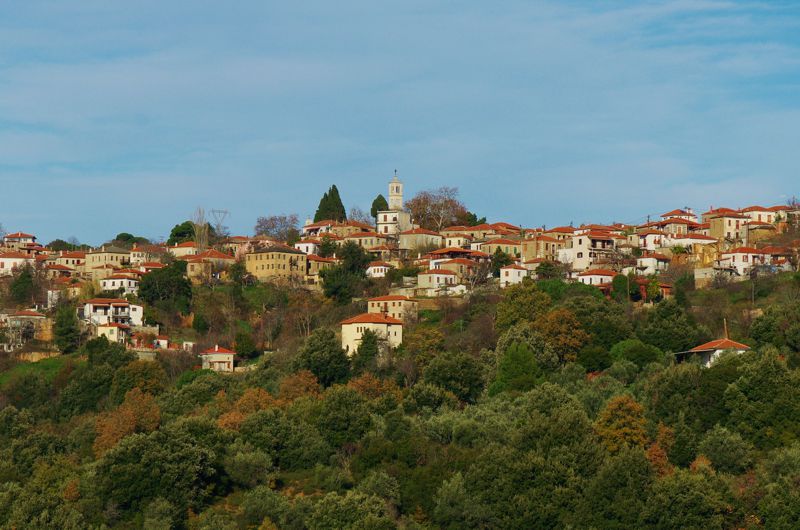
499, 264, 528, 288
577, 269, 619, 286
678, 338, 750, 368
718, 247, 769, 276
636, 253, 671, 276
2, 232, 37, 250
660, 208, 697, 223
739, 206, 775, 224
294, 239, 321, 255
100, 274, 140, 295
199, 344, 236, 372
82, 298, 144, 327
0, 251, 34, 277
366, 261, 393, 278
636, 230, 669, 251
340, 312, 403, 355
168, 241, 199, 258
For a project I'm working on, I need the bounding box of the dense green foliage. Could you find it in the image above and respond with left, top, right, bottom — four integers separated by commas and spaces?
314, 185, 347, 222
3, 270, 800, 528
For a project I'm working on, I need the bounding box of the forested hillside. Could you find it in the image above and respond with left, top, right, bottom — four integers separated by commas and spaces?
2, 272, 800, 529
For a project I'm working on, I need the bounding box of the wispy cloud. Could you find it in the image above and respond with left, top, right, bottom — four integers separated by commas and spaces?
0, 0, 798, 243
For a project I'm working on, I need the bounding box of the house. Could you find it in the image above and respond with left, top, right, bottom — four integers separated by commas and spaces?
54, 251, 86, 271
677, 338, 750, 368
340, 312, 403, 355
562, 231, 620, 271
660, 208, 697, 222
577, 269, 619, 286
636, 253, 671, 276
86, 245, 131, 271
0, 251, 35, 277
708, 212, 749, 241
480, 238, 522, 257
398, 228, 443, 251
168, 241, 199, 258
376, 174, 416, 237
634, 230, 669, 251
81, 298, 144, 327
367, 295, 418, 322
718, 247, 769, 276
306, 254, 337, 284
739, 206, 775, 224
130, 244, 166, 265
521, 235, 565, 261
701, 207, 739, 224
500, 264, 528, 288
366, 261, 393, 278
244, 244, 308, 282
417, 268, 458, 290
438, 258, 479, 282
100, 274, 140, 295
344, 231, 390, 249
183, 249, 236, 282
295, 238, 322, 255
199, 344, 237, 372
444, 233, 473, 249
744, 221, 777, 245
2, 232, 36, 250
96, 322, 131, 344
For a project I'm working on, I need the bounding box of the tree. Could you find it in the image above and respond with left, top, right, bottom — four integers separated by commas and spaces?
166, 221, 195, 245
370, 194, 389, 219
638, 299, 710, 353
235, 331, 257, 359
532, 308, 590, 364
423, 351, 485, 403
640, 469, 729, 529
318, 236, 338, 258
94, 387, 161, 455
348, 206, 373, 225
314, 185, 347, 222
595, 395, 649, 455
254, 214, 300, 243
306, 491, 393, 530
489, 342, 542, 396
53, 304, 80, 353
495, 281, 552, 332
697, 425, 754, 474
351, 328, 380, 374
610, 338, 663, 368
535, 260, 566, 280
109, 360, 168, 404
316, 386, 371, 447
578, 448, 654, 530
295, 328, 350, 387
9, 266, 36, 305
320, 241, 370, 305
139, 261, 192, 313
464, 211, 487, 226
490, 248, 514, 277
405, 186, 468, 231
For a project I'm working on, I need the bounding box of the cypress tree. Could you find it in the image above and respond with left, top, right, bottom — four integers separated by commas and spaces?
370, 194, 389, 218
328, 185, 347, 221
314, 191, 330, 222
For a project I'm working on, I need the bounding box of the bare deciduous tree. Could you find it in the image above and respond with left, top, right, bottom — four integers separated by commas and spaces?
405, 187, 468, 232
254, 214, 300, 243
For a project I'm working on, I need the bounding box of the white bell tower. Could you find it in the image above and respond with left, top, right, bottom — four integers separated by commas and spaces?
388, 171, 403, 211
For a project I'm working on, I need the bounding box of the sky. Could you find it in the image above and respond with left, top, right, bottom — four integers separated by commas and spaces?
1, 1, 799, 244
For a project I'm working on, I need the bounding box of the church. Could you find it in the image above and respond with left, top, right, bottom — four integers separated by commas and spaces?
376, 173, 416, 237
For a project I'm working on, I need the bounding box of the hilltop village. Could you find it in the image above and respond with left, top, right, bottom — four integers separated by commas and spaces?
2, 176, 800, 528
1, 175, 798, 366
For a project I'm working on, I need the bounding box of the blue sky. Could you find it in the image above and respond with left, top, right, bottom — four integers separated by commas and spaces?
1, 1, 799, 244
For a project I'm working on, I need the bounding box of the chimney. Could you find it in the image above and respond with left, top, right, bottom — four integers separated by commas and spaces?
215, 344, 219, 352
723, 318, 729, 339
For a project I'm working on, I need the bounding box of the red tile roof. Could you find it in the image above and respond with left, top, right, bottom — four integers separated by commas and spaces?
3, 232, 35, 239
578, 269, 619, 277
690, 338, 750, 352
661, 208, 693, 217
0, 251, 31, 259
368, 295, 415, 302
12, 310, 45, 317
341, 312, 403, 325
200, 344, 236, 355
419, 268, 457, 275
368, 261, 393, 268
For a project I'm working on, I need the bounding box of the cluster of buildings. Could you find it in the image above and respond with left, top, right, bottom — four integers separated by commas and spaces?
1, 175, 798, 370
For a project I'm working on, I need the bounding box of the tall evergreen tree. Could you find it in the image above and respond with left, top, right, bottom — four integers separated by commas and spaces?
370, 194, 389, 218
314, 185, 347, 222
54, 304, 81, 353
